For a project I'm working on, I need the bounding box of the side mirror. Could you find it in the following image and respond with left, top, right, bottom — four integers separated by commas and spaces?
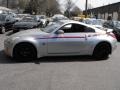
56, 30, 64, 34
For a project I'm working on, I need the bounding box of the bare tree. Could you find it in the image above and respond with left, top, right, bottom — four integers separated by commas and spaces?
46, 0, 61, 16
0, 0, 7, 7
64, 0, 74, 18
25, 0, 61, 15
18, 0, 30, 9
71, 6, 82, 16
87, 3, 93, 9
24, 0, 40, 14
64, 0, 82, 18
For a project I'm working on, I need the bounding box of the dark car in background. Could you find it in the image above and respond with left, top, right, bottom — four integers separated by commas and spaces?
103, 21, 120, 41
0, 14, 16, 34
13, 15, 42, 33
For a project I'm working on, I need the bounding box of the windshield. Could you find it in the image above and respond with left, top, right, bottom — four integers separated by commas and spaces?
21, 16, 36, 22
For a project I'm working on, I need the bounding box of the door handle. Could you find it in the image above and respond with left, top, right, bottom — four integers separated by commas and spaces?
85, 34, 87, 40
42, 42, 46, 46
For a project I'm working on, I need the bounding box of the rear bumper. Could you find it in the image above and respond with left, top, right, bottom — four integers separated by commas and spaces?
111, 39, 117, 53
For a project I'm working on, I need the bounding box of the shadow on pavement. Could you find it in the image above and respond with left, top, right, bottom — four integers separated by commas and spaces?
0, 50, 12, 63
0, 50, 35, 64
0, 50, 18, 64
0, 50, 107, 64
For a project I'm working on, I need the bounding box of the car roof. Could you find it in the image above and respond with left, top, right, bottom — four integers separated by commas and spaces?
58, 20, 94, 27
57, 20, 105, 33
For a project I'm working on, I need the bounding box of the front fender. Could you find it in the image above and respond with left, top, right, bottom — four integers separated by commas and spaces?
12, 37, 48, 58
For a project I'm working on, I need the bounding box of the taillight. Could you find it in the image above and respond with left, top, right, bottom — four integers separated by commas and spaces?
107, 32, 116, 39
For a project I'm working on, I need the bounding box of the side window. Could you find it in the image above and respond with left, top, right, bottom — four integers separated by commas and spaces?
71, 24, 85, 32
60, 23, 95, 33
72, 24, 95, 33
84, 27, 95, 32
60, 24, 72, 33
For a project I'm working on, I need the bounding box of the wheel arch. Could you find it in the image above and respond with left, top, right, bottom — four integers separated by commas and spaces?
12, 41, 38, 58
93, 41, 112, 55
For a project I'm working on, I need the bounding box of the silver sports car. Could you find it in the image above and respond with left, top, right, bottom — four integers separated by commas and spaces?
4, 20, 117, 60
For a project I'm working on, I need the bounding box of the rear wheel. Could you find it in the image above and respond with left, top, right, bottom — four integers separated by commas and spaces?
13, 43, 37, 61
93, 43, 111, 60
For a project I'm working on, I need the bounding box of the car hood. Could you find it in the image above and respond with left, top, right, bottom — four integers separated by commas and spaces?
10, 29, 49, 38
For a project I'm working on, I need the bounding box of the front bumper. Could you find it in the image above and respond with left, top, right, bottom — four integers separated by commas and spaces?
4, 40, 13, 57
4, 47, 11, 57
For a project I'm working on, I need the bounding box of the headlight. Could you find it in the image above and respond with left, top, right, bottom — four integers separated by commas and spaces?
11, 37, 20, 41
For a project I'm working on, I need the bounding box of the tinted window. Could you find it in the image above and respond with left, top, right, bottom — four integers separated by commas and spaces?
60, 24, 95, 33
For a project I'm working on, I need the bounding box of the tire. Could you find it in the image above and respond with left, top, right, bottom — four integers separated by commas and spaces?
1, 26, 6, 34
13, 43, 37, 61
93, 43, 111, 60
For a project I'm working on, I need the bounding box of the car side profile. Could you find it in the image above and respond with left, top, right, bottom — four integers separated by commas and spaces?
4, 20, 117, 61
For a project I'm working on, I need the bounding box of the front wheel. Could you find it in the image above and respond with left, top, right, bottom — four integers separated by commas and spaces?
93, 43, 111, 60
13, 43, 37, 61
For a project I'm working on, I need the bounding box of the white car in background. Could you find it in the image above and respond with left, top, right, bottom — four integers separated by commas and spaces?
48, 14, 69, 25
51, 14, 69, 22
37, 15, 48, 27
83, 18, 105, 28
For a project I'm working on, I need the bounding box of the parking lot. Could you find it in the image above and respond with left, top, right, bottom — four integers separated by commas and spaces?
0, 33, 120, 90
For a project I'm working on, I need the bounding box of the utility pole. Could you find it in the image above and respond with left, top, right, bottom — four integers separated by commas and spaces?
46, 0, 50, 16
85, 0, 88, 18
6, 0, 9, 8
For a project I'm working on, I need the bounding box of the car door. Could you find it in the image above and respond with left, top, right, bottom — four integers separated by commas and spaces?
47, 23, 88, 55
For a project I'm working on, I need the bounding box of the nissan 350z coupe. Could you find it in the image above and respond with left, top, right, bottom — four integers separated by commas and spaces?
4, 20, 117, 61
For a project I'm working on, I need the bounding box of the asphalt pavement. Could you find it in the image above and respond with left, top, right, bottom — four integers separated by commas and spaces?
0, 33, 120, 90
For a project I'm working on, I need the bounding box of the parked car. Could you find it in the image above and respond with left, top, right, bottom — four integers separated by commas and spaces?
51, 14, 69, 21
0, 14, 16, 34
14, 14, 30, 22
4, 20, 117, 61
13, 15, 41, 33
0, 14, 6, 33
103, 21, 120, 41
83, 18, 105, 29
37, 15, 49, 27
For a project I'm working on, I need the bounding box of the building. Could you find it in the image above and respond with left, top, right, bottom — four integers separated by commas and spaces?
84, 2, 120, 21
0, 0, 19, 8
